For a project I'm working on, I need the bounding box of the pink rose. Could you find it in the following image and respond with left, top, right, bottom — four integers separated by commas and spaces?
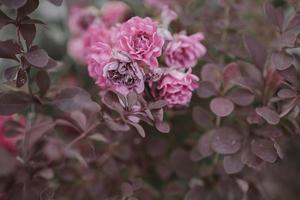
86, 42, 112, 88
67, 37, 86, 64
116, 17, 164, 68
164, 33, 206, 69
155, 69, 199, 107
101, 1, 129, 27
83, 21, 112, 49
103, 51, 145, 95
68, 6, 98, 36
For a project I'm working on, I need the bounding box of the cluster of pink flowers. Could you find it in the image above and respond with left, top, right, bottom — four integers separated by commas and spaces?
68, 4, 206, 107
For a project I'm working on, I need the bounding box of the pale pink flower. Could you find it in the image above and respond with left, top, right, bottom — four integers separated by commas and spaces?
155, 69, 199, 107
86, 42, 112, 88
164, 32, 206, 69
68, 6, 98, 35
102, 50, 145, 95
83, 21, 111, 50
101, 1, 129, 27
116, 17, 164, 68
67, 37, 86, 64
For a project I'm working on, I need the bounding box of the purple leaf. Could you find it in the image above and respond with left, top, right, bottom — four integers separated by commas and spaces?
0, 40, 21, 60
102, 90, 124, 114
4, 66, 19, 81
278, 30, 298, 48
19, 23, 36, 47
36, 70, 50, 96
148, 100, 168, 110
201, 63, 222, 90
17, 0, 39, 20
226, 89, 255, 106
47, 0, 63, 6
0, 92, 31, 115
264, 2, 284, 30
128, 122, 145, 137
0, 10, 13, 29
1, 0, 27, 9
155, 121, 170, 133
243, 35, 267, 69
255, 125, 283, 139
286, 13, 300, 30
223, 62, 241, 82
16, 68, 27, 88
170, 149, 194, 178
24, 48, 49, 68
210, 97, 234, 117
277, 88, 296, 99
126, 91, 137, 108
197, 81, 218, 98
197, 130, 215, 157
251, 138, 277, 163
223, 154, 244, 174
211, 127, 242, 154
271, 51, 294, 70
256, 107, 280, 125
192, 106, 214, 129
0, 147, 17, 177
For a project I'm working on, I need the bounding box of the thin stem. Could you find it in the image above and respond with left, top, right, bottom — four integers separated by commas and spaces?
66, 122, 100, 148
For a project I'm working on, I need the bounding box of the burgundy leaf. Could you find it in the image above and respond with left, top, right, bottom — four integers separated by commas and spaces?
226, 89, 255, 106
126, 91, 137, 108
192, 106, 214, 129
128, 122, 145, 137
148, 100, 168, 110
22, 18, 45, 25
0, 147, 17, 177
170, 149, 195, 178
243, 35, 267, 69
264, 2, 284, 30
0, 92, 31, 115
102, 90, 124, 114
16, 68, 27, 88
211, 127, 242, 154
17, 0, 39, 20
197, 130, 215, 157
247, 110, 264, 125
24, 48, 49, 68
251, 138, 277, 163
274, 141, 284, 159
271, 51, 294, 70
4, 66, 19, 81
196, 81, 217, 98
0, 40, 21, 60
223, 62, 241, 82
36, 70, 50, 96
241, 142, 264, 170
47, 0, 63, 6
286, 13, 300, 30
201, 63, 222, 90
255, 125, 283, 139
256, 107, 280, 125
223, 154, 244, 174
278, 30, 298, 48
0, 10, 13, 29
277, 88, 296, 99
19, 23, 36, 47
155, 121, 170, 133
1, 0, 27, 9
210, 97, 234, 117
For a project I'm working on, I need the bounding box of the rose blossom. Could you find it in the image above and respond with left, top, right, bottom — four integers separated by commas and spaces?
155, 69, 199, 107
101, 1, 129, 27
116, 17, 164, 68
164, 33, 206, 69
67, 37, 86, 64
86, 42, 145, 95
103, 51, 145, 95
86, 42, 112, 88
68, 6, 98, 35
